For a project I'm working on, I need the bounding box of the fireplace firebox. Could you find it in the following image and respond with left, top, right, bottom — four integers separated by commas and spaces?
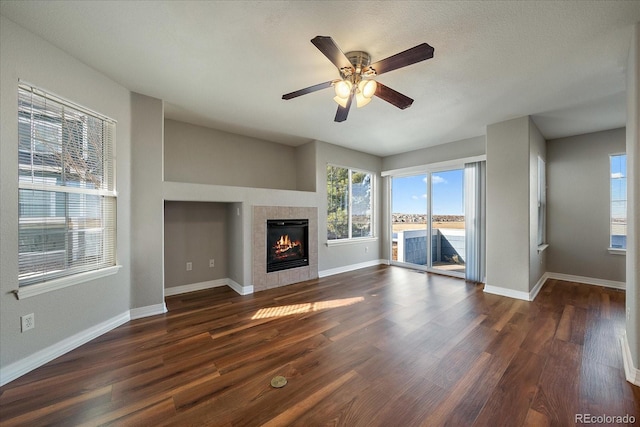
266, 219, 309, 273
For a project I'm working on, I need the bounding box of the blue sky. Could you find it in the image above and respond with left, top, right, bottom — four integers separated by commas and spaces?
392, 169, 464, 215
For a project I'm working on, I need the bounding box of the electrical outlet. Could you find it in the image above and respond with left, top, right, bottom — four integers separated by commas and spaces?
186, 262, 192, 271
365, 246, 368, 253
21, 313, 34, 332
209, 259, 215, 268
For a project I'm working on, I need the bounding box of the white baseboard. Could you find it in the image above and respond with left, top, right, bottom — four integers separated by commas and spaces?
164, 279, 228, 297
545, 272, 625, 290
227, 278, 253, 295
529, 272, 549, 301
484, 271, 626, 302
621, 333, 640, 386
483, 275, 548, 302
164, 278, 253, 296
129, 303, 167, 320
318, 259, 388, 278
483, 284, 533, 301
0, 311, 130, 387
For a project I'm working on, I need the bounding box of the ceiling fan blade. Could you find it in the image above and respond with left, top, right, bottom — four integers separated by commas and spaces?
282, 81, 334, 100
311, 36, 354, 71
367, 43, 434, 76
374, 83, 414, 109
334, 93, 354, 122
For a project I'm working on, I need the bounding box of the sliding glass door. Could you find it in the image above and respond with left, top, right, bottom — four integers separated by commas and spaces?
391, 174, 428, 268
391, 168, 466, 277
430, 169, 465, 274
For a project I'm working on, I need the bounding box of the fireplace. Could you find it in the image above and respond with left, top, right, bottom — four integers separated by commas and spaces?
266, 219, 309, 273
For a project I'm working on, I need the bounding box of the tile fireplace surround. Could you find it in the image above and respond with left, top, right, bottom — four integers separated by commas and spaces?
252, 206, 318, 292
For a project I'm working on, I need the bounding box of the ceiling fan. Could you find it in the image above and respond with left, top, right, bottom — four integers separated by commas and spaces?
282, 36, 434, 122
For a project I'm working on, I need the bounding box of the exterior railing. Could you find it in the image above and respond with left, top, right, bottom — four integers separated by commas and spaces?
393, 228, 465, 266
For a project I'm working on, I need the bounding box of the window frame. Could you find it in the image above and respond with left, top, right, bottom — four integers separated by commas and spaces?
15, 82, 119, 299
537, 156, 548, 250
326, 164, 376, 245
609, 153, 627, 254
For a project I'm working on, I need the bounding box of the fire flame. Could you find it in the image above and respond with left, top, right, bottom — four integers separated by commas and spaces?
274, 234, 301, 256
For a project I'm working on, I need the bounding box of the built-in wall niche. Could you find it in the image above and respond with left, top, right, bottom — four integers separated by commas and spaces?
163, 201, 239, 291
163, 119, 316, 192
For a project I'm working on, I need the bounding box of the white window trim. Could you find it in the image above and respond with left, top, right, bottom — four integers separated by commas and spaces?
326, 164, 376, 243
608, 247, 626, 256
326, 237, 378, 247
14, 265, 122, 299
537, 156, 547, 247
537, 244, 549, 253
381, 154, 486, 177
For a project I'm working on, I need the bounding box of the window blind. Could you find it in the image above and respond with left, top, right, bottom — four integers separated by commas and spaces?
18, 84, 117, 286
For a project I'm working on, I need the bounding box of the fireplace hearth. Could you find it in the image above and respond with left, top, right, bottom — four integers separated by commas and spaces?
266, 219, 309, 272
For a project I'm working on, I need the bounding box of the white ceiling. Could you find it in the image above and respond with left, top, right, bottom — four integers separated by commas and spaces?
2, 1, 639, 157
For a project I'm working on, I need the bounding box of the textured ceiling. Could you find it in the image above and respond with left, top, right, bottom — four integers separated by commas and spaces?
1, 1, 639, 156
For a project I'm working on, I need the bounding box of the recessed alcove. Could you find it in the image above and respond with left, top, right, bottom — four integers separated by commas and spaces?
164, 201, 236, 292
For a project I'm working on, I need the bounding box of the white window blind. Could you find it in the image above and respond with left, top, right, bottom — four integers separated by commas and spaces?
18, 84, 117, 287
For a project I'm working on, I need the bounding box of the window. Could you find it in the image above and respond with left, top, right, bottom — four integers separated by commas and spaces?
537, 156, 546, 247
327, 165, 373, 241
18, 84, 117, 288
610, 153, 627, 250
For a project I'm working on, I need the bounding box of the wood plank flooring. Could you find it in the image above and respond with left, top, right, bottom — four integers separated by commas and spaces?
1, 265, 638, 426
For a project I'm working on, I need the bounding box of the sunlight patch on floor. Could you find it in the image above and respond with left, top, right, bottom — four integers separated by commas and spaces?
251, 297, 365, 320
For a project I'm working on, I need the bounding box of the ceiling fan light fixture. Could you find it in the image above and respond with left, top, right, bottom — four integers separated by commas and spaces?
355, 92, 372, 108
334, 80, 352, 99
359, 79, 377, 99
333, 95, 349, 108
282, 36, 434, 122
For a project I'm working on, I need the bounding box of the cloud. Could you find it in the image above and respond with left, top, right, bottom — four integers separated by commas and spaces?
432, 175, 447, 184
411, 194, 427, 200
412, 195, 419, 200
611, 172, 624, 179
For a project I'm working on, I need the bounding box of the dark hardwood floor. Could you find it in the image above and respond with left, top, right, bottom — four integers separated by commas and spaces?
1, 265, 638, 426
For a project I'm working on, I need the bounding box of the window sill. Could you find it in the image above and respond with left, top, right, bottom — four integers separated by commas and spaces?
326, 237, 378, 247
537, 244, 549, 253
14, 265, 123, 300
608, 248, 626, 256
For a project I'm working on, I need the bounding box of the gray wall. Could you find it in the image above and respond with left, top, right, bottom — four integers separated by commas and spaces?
295, 141, 317, 192
227, 202, 244, 285
164, 202, 229, 288
130, 93, 165, 309
0, 16, 132, 368
382, 136, 485, 171
626, 23, 639, 369
546, 128, 626, 282
486, 117, 531, 293
164, 119, 299, 190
